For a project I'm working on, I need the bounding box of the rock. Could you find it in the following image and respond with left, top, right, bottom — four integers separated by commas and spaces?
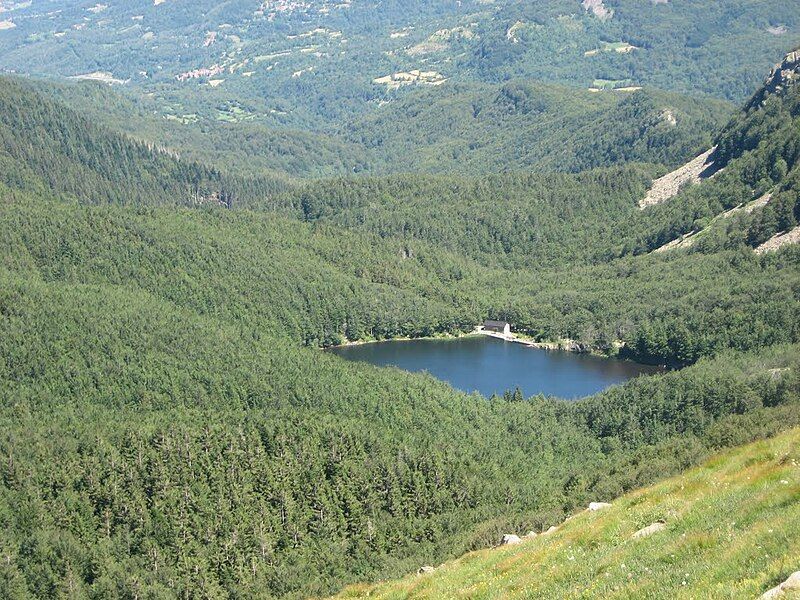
563, 339, 592, 353
747, 49, 800, 110
640, 147, 718, 209
417, 565, 436, 575
782, 572, 800, 590
543, 526, 559, 535
523, 531, 538, 538
631, 521, 666, 539
754, 226, 800, 255
588, 502, 612, 511
499, 534, 522, 546
761, 571, 800, 599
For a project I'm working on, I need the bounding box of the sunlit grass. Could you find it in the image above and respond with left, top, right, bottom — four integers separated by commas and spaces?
333, 428, 800, 599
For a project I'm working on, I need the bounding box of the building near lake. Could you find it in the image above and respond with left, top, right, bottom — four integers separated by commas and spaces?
483, 320, 511, 336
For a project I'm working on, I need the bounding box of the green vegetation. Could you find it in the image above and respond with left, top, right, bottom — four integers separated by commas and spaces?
0, 0, 795, 171
344, 84, 730, 175
0, 77, 286, 207
1, 191, 798, 596
628, 75, 800, 256
0, 14, 798, 600
33, 77, 729, 179
31, 79, 367, 179
335, 427, 800, 599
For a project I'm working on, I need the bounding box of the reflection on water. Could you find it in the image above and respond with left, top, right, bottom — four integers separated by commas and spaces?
329, 335, 664, 399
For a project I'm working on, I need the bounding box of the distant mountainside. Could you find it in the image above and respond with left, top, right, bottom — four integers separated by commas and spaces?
0, 76, 288, 204
346, 82, 731, 174
28, 77, 369, 179
32, 75, 730, 179
0, 0, 795, 132
335, 427, 800, 599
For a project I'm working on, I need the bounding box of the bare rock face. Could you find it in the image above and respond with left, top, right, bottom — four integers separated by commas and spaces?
747, 49, 800, 110
754, 226, 800, 255
588, 502, 612, 511
417, 565, 436, 575
631, 521, 666, 539
500, 534, 522, 546
761, 571, 800, 599
582, 0, 613, 21
640, 147, 718, 209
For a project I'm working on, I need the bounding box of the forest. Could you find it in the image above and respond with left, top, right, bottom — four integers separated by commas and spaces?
1, 194, 798, 596
0, 14, 799, 600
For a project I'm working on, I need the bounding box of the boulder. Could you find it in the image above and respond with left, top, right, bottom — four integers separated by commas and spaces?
761, 571, 800, 599
631, 521, 666, 539
499, 534, 522, 546
523, 531, 538, 539
417, 565, 436, 575
543, 526, 559, 535
588, 502, 612, 511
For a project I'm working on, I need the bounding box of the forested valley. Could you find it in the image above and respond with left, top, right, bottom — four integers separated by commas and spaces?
0, 14, 798, 599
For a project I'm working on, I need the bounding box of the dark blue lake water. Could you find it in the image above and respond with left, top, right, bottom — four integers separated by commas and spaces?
329, 335, 663, 399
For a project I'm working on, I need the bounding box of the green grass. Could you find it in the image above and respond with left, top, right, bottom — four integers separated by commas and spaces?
333, 428, 800, 599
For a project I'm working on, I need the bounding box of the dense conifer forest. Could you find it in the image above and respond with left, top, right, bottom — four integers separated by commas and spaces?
0, 3, 798, 597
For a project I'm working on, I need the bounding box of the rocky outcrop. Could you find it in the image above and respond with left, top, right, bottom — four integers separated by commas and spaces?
631, 521, 666, 539
588, 502, 612, 511
417, 565, 436, 575
761, 571, 800, 599
582, 0, 612, 21
754, 226, 800, 254
747, 49, 800, 110
640, 147, 718, 208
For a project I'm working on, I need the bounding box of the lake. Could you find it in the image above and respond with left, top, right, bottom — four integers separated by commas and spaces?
329, 335, 663, 399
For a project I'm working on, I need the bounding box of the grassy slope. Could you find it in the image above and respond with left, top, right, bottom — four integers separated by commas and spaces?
336, 428, 800, 599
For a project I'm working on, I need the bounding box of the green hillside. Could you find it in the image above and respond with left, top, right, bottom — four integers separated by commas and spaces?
0, 0, 792, 180
346, 83, 731, 175
2, 205, 798, 597
0, 13, 798, 600
629, 52, 800, 256
0, 0, 795, 132
0, 76, 287, 207
31, 76, 730, 179
335, 427, 800, 599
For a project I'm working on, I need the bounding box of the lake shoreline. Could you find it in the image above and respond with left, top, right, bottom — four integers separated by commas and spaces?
329, 333, 665, 398
327, 328, 664, 369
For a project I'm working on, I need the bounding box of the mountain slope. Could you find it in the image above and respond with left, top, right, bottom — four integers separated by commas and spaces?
345, 83, 731, 175
0, 33, 799, 600
335, 427, 800, 599
0, 0, 795, 132
0, 96, 798, 596
272, 48, 800, 270
31, 78, 368, 179
0, 76, 286, 206
628, 49, 800, 255
35, 76, 730, 178
2, 231, 798, 598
